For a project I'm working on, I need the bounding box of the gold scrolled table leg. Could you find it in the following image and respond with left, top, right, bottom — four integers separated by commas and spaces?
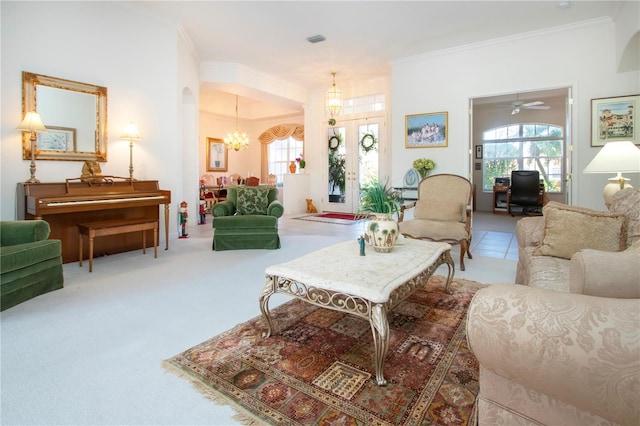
370, 303, 390, 386
259, 275, 276, 338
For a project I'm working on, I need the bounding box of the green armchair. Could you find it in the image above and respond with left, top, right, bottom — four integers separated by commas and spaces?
1, 220, 63, 311
211, 186, 284, 250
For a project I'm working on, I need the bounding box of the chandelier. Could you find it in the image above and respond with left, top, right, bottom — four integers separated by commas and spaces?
224, 95, 249, 151
325, 72, 342, 117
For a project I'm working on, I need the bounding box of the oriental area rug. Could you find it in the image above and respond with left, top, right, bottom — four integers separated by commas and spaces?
164, 275, 484, 425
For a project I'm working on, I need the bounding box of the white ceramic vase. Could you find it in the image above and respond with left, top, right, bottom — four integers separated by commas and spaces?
364, 213, 399, 253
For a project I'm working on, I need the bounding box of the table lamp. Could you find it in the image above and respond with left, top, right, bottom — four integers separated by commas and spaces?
17, 111, 48, 183
120, 122, 142, 181
583, 140, 640, 208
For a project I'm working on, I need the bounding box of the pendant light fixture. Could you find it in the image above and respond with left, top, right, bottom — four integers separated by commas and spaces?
325, 72, 342, 117
224, 95, 249, 151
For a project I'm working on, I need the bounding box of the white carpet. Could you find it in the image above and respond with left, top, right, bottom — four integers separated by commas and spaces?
0, 215, 517, 425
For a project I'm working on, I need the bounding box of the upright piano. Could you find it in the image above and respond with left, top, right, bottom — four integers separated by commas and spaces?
17, 178, 171, 264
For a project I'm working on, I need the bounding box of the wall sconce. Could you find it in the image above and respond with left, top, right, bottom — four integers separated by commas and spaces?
120, 122, 142, 181
583, 140, 640, 209
17, 111, 48, 183
325, 72, 342, 117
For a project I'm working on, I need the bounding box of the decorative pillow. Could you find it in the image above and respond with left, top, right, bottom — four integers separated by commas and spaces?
414, 201, 464, 222
236, 187, 269, 215
534, 201, 627, 259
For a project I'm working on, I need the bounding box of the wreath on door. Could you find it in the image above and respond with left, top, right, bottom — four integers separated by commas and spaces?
328, 132, 343, 150
360, 133, 377, 153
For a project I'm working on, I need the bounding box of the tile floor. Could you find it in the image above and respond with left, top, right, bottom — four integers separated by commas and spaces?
275, 210, 520, 261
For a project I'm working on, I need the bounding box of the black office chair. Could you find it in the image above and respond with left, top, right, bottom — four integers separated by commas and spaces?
508, 170, 542, 216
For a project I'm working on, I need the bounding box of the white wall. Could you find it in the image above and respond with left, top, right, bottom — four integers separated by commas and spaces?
1, 2, 195, 236
392, 17, 640, 210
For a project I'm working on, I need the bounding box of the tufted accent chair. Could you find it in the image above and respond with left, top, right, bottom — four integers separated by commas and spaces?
211, 186, 284, 250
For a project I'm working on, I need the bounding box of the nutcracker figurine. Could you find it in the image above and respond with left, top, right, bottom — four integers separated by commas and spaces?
179, 201, 189, 238
198, 199, 206, 225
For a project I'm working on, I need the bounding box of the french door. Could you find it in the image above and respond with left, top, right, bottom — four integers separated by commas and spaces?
325, 117, 384, 213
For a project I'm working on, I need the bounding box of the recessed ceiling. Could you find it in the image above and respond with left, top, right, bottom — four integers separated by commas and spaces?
129, 1, 622, 118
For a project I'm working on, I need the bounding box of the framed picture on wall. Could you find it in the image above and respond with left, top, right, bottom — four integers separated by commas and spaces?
206, 137, 228, 172
591, 94, 639, 147
405, 112, 448, 148
37, 126, 76, 151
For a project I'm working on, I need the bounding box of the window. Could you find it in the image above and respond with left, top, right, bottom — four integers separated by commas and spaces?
341, 94, 385, 115
482, 124, 563, 193
268, 137, 303, 186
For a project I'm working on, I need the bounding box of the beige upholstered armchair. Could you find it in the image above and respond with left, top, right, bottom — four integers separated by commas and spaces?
398, 174, 473, 270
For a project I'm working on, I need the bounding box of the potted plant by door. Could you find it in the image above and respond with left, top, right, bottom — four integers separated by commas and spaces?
328, 150, 346, 202
357, 179, 401, 252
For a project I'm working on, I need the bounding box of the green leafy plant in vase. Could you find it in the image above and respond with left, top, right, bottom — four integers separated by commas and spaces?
413, 158, 436, 178
357, 179, 401, 252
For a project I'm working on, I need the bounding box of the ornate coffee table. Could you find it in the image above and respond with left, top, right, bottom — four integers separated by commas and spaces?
259, 238, 454, 385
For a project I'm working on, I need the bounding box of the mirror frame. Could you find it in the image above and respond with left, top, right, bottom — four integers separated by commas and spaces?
22, 71, 108, 161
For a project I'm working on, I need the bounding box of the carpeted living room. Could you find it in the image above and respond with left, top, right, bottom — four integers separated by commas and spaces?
2, 1, 639, 425
2, 213, 519, 425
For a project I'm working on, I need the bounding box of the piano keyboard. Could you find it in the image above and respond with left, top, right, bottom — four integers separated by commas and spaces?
44, 195, 167, 206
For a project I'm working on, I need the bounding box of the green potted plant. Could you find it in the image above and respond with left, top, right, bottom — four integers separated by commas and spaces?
328, 150, 346, 202
357, 179, 401, 217
357, 179, 401, 252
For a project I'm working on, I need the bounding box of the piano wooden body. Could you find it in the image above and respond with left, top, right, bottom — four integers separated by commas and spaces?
17, 179, 171, 264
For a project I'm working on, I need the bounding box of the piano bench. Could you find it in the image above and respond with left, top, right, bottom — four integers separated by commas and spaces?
78, 218, 158, 272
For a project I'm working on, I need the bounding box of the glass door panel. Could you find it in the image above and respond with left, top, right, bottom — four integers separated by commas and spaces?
325, 118, 384, 213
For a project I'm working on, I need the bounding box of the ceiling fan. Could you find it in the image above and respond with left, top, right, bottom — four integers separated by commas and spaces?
500, 97, 551, 115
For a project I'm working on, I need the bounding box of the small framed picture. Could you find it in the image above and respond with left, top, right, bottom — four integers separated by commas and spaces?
405, 112, 448, 148
475, 145, 483, 159
206, 137, 228, 172
591, 94, 639, 146
37, 126, 76, 151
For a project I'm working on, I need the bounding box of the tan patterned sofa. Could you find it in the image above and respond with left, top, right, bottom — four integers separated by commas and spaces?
467, 188, 640, 425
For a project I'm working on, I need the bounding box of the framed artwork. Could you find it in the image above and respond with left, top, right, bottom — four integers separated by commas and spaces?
206, 137, 228, 172
405, 112, 448, 148
475, 145, 483, 159
591, 94, 639, 147
37, 126, 76, 151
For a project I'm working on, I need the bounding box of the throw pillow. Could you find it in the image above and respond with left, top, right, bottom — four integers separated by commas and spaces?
236, 187, 269, 215
534, 201, 627, 259
414, 201, 464, 222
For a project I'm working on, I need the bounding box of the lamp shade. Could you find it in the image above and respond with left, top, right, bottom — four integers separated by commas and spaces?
583, 141, 640, 174
17, 111, 47, 132
325, 72, 342, 116
120, 122, 142, 140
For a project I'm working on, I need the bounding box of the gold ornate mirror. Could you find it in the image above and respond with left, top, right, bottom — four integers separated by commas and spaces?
22, 71, 108, 161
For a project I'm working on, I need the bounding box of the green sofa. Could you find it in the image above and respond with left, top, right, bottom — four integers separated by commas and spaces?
211, 186, 284, 250
1, 220, 64, 311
